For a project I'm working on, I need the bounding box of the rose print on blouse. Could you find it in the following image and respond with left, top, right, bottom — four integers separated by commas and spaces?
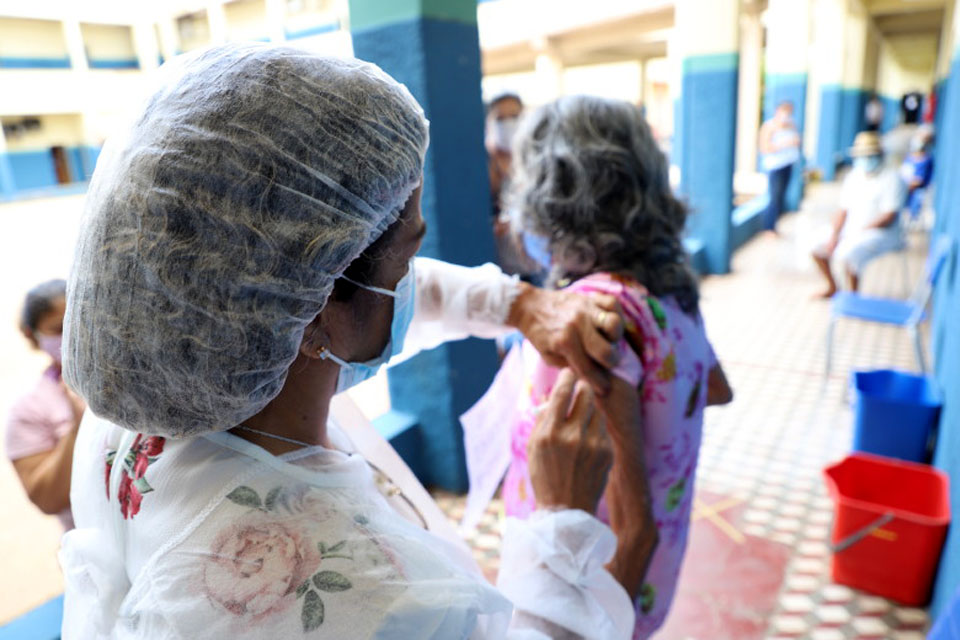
104, 434, 166, 519
205, 485, 357, 633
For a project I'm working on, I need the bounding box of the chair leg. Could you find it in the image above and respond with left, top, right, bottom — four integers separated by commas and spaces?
909, 325, 927, 374
902, 250, 911, 296
825, 318, 836, 378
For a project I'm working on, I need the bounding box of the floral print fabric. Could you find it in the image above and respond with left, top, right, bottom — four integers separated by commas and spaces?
502, 272, 716, 638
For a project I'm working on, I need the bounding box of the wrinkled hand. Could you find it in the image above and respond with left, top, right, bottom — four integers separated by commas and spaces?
508, 283, 624, 395
528, 369, 613, 513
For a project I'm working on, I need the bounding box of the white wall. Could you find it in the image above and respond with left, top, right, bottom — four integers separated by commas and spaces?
81, 23, 137, 60
0, 17, 68, 58
878, 32, 940, 98
225, 0, 268, 41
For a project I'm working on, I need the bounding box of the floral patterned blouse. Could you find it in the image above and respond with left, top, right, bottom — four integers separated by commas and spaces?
501, 273, 717, 639
61, 411, 637, 639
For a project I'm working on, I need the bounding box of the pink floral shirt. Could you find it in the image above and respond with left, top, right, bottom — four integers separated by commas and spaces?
502, 273, 716, 638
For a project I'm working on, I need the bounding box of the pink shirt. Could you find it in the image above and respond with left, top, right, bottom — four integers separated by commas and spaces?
501, 273, 716, 639
5, 366, 75, 530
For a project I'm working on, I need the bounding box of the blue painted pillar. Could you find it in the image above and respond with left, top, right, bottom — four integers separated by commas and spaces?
929, 9, 960, 619
0, 128, 15, 198
349, 0, 498, 491
763, 0, 810, 212
811, 0, 869, 180
673, 0, 739, 275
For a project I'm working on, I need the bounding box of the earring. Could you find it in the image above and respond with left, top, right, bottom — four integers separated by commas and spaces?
315, 345, 326, 357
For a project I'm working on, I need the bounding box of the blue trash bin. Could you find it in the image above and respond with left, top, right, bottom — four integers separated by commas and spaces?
852, 370, 942, 463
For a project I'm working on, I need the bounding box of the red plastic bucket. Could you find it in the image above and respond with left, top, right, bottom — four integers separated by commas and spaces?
823, 453, 951, 605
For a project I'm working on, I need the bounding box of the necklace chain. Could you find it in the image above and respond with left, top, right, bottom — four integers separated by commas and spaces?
235, 425, 428, 530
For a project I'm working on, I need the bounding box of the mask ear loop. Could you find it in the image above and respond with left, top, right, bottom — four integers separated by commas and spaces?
339, 275, 400, 299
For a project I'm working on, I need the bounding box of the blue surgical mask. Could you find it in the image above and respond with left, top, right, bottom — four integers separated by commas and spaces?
321, 260, 416, 394
522, 231, 552, 271
854, 155, 882, 174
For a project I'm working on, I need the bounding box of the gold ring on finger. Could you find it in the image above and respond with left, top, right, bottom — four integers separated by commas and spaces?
595, 310, 608, 327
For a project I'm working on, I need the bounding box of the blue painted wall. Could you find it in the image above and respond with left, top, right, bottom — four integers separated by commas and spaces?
815, 85, 866, 179
1, 145, 99, 194
6, 150, 57, 190
838, 87, 868, 154
816, 85, 843, 180
285, 21, 339, 39
0, 56, 70, 69
931, 54, 960, 621
880, 94, 900, 132
0, 153, 15, 197
676, 53, 738, 274
763, 73, 807, 212
352, 15, 498, 491
88, 58, 139, 69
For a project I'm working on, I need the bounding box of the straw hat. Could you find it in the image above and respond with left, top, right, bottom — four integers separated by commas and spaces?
849, 131, 882, 157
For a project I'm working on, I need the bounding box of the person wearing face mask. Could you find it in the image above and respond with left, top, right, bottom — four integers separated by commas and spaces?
59, 45, 654, 640
812, 131, 906, 297
6, 279, 85, 530
899, 128, 934, 221
485, 93, 543, 281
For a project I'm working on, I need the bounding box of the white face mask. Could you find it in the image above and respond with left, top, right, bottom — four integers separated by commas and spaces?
36, 332, 63, 363
854, 155, 882, 174
492, 117, 519, 152
321, 260, 416, 394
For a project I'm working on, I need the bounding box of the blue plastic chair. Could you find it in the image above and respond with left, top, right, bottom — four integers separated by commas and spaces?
825, 236, 954, 376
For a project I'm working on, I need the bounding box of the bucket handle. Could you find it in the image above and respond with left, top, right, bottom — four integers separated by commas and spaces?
830, 512, 895, 553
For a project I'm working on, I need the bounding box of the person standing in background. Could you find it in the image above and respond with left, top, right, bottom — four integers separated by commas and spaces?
486, 92, 524, 221
865, 94, 884, 132
485, 92, 541, 280
758, 101, 801, 235
5, 279, 85, 530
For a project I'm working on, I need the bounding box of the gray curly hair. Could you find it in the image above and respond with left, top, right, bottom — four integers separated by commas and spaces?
508, 95, 699, 313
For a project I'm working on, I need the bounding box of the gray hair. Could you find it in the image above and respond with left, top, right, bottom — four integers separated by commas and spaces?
508, 95, 699, 313
63, 43, 428, 437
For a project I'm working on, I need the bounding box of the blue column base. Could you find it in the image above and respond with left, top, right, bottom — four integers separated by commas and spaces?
816, 85, 843, 180
352, 15, 498, 491
677, 54, 738, 274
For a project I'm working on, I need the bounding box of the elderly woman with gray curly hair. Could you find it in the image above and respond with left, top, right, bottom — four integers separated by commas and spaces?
464, 95, 733, 639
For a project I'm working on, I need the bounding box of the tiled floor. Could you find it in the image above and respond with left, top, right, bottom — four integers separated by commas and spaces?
436, 181, 936, 639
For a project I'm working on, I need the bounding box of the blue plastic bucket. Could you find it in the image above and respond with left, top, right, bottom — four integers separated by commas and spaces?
852, 370, 942, 463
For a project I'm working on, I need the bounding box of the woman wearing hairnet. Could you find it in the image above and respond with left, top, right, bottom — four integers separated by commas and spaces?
60, 44, 653, 639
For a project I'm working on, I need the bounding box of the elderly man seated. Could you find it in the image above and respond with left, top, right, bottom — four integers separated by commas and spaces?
812, 131, 906, 297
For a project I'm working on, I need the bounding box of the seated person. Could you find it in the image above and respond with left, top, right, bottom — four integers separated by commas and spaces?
6, 279, 84, 530
899, 128, 934, 220
813, 131, 906, 297
466, 96, 733, 639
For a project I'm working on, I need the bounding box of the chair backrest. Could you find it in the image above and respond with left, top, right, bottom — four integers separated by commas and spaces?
925, 235, 954, 287
908, 235, 955, 324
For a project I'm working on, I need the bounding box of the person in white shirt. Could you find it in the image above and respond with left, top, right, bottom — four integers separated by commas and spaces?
812, 131, 906, 297
59, 43, 655, 639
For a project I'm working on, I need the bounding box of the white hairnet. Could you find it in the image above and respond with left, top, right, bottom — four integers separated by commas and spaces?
63, 43, 429, 437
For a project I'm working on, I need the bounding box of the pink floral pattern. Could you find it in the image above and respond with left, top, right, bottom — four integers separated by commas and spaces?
502, 272, 716, 638
104, 434, 166, 519
204, 485, 357, 633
